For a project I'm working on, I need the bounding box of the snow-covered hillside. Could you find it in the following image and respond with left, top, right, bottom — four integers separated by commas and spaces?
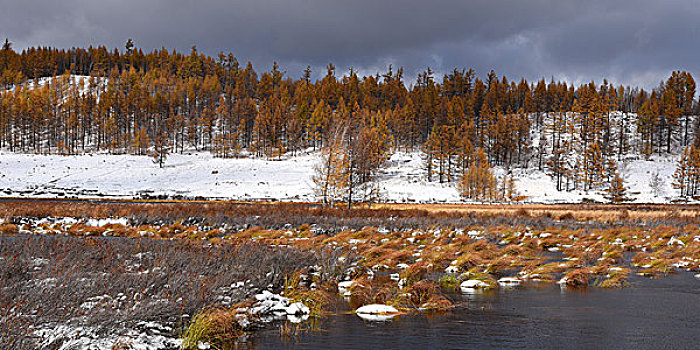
512, 156, 677, 203
0, 151, 680, 203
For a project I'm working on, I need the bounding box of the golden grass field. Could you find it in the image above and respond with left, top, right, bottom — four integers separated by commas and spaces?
4, 197, 700, 221
371, 202, 700, 220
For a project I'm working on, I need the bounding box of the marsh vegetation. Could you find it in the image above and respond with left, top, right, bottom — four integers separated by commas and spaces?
1, 200, 699, 349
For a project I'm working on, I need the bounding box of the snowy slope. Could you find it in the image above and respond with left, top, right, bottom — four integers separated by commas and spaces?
0, 150, 681, 203
0, 152, 317, 201
512, 155, 677, 203
378, 152, 462, 202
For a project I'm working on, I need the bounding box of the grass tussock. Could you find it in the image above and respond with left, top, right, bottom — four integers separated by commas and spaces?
181, 308, 245, 350
562, 268, 590, 289
283, 273, 332, 317
401, 281, 452, 310
597, 267, 631, 289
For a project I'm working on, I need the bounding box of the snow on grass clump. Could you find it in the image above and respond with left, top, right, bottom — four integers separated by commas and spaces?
497, 277, 521, 288
356, 304, 400, 322
248, 290, 311, 322
460, 279, 489, 289
337, 280, 357, 295
86, 217, 129, 227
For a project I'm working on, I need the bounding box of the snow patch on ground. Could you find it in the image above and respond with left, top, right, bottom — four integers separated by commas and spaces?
513, 155, 678, 203
34, 323, 181, 350
0, 151, 682, 203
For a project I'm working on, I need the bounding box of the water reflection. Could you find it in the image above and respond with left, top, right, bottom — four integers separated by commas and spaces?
356, 313, 398, 322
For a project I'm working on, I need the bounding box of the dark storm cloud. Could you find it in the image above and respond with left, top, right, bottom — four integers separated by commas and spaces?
1, 0, 699, 88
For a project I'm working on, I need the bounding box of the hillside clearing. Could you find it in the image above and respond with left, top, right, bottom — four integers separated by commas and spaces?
0, 151, 681, 204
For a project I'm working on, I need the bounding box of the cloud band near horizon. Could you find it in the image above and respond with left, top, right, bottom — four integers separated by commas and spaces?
1, 0, 698, 89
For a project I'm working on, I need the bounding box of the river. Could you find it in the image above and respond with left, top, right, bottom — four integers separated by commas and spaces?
252, 272, 700, 349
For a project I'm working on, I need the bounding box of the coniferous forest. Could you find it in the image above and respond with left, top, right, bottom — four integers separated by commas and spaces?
1, 39, 699, 201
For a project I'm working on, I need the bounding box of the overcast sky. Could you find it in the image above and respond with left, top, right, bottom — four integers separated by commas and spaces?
2, 0, 699, 89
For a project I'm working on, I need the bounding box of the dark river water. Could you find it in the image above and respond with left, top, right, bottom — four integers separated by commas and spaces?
252, 273, 700, 349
